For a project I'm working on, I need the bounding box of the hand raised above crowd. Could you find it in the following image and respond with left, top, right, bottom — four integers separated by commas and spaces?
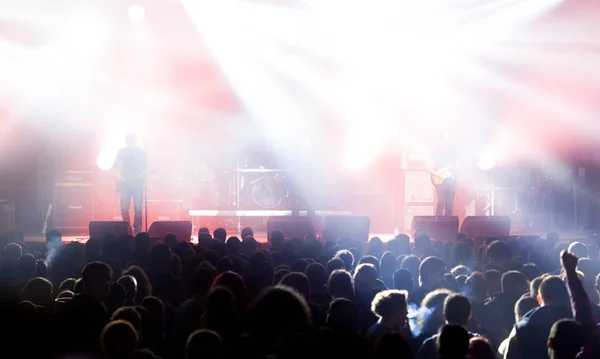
560, 250, 579, 274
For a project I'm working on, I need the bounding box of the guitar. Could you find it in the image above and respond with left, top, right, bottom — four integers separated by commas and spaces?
116, 174, 145, 193
430, 165, 454, 186
116, 168, 157, 192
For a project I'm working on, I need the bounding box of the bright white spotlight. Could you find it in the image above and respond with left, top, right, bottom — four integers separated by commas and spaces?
477, 152, 495, 171
128, 5, 146, 21
96, 151, 117, 171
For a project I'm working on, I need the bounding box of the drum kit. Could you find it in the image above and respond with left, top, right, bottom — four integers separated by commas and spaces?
235, 167, 290, 209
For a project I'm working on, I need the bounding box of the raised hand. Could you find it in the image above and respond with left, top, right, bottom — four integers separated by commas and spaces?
561, 250, 579, 274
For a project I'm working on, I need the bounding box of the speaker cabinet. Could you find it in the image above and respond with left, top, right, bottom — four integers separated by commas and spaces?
148, 221, 193, 242
320, 216, 371, 243
411, 216, 459, 242
460, 216, 511, 239
53, 187, 94, 234
266, 216, 316, 241
89, 221, 131, 239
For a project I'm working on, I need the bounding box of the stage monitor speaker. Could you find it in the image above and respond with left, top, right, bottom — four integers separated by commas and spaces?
54, 187, 94, 234
89, 221, 131, 239
266, 216, 316, 241
411, 216, 459, 242
320, 216, 370, 243
460, 216, 511, 239
148, 221, 193, 242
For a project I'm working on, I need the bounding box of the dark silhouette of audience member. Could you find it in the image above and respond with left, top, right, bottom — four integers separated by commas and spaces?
547, 319, 584, 359
213, 228, 227, 243
270, 230, 285, 252
437, 324, 470, 359
380, 251, 397, 289
306, 262, 330, 306
394, 268, 414, 292
504, 275, 573, 359
62, 261, 112, 354
241, 227, 254, 240
498, 297, 539, 356
412, 256, 446, 306
204, 286, 238, 347
186, 329, 223, 359
102, 320, 140, 359
373, 333, 414, 359
328, 269, 354, 300
248, 286, 311, 356
175, 267, 215, 342
401, 255, 422, 286
366, 289, 409, 348
212, 271, 248, 314
123, 265, 153, 304
418, 294, 477, 359
484, 241, 514, 273
468, 337, 496, 359
335, 249, 355, 270
118, 275, 138, 306
486, 270, 529, 342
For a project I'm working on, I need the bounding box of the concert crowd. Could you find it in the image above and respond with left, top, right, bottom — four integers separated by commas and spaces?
0, 228, 597, 359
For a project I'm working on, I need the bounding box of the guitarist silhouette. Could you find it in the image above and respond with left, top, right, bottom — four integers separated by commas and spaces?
113, 133, 147, 235
429, 133, 457, 216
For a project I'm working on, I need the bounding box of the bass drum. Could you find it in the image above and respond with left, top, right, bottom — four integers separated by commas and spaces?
250, 175, 285, 209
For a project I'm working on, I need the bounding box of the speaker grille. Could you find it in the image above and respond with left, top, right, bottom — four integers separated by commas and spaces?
53, 187, 94, 230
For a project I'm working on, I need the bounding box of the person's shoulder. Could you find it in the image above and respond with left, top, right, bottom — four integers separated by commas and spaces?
417, 334, 438, 358
421, 334, 438, 345
366, 322, 387, 336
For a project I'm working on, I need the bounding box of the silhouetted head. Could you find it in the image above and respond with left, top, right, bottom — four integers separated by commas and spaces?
101, 320, 139, 359
117, 275, 138, 303
501, 271, 529, 295
437, 324, 470, 359
468, 337, 495, 359
393, 268, 414, 292
419, 256, 446, 289
371, 289, 408, 327
443, 294, 471, 326
327, 298, 359, 333
82, 261, 113, 302
514, 296, 538, 323
111, 306, 142, 333
539, 275, 569, 307
548, 319, 585, 359
186, 329, 223, 359
213, 228, 227, 243
567, 242, 588, 259
241, 227, 254, 240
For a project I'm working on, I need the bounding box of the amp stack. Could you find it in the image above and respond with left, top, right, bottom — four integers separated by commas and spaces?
53, 171, 94, 235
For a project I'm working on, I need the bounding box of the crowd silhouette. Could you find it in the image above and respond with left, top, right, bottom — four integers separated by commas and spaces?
0, 227, 598, 359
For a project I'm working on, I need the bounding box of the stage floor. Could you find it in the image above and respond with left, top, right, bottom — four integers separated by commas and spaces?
25, 232, 398, 244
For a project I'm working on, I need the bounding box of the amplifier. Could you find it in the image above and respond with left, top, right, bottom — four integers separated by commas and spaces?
55, 171, 93, 187
53, 186, 94, 234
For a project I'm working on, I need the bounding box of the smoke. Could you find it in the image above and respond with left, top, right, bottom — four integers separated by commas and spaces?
408, 303, 436, 338
45, 241, 62, 266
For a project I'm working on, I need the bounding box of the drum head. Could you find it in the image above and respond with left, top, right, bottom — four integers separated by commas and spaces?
251, 176, 284, 209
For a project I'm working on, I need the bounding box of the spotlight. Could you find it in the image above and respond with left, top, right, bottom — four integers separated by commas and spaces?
128, 5, 146, 21
477, 152, 495, 171
96, 151, 116, 171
